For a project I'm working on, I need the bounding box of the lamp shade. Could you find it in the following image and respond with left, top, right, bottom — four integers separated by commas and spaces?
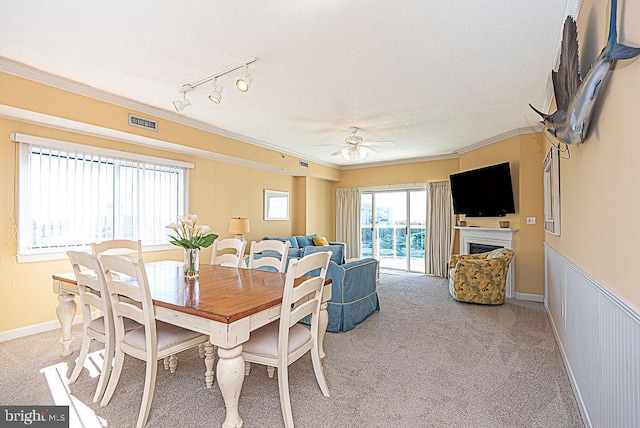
229, 217, 250, 234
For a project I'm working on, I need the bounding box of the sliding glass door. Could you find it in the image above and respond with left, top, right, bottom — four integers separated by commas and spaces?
361, 189, 426, 272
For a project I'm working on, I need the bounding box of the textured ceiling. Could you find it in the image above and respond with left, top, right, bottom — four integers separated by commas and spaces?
0, 0, 576, 167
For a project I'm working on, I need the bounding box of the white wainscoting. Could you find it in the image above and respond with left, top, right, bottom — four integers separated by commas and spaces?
545, 244, 640, 428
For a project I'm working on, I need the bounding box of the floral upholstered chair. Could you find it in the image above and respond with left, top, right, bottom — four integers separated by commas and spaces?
448, 248, 514, 305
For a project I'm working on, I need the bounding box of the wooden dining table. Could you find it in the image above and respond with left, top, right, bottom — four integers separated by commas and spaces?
52, 260, 332, 428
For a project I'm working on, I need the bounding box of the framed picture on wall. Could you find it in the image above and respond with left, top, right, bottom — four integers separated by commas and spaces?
543, 146, 560, 235
264, 189, 289, 220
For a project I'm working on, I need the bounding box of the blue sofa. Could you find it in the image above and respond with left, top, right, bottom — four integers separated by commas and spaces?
258, 234, 380, 332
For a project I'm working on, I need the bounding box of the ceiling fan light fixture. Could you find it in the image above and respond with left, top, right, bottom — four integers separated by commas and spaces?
357, 146, 367, 159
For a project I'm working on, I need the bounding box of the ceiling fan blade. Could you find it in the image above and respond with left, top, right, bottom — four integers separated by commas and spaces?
330, 149, 344, 156
361, 141, 394, 147
362, 146, 379, 154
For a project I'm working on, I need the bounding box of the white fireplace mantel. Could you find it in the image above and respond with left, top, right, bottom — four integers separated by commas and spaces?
455, 226, 518, 298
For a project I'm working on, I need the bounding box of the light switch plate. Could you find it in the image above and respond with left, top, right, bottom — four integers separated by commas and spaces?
527, 217, 536, 225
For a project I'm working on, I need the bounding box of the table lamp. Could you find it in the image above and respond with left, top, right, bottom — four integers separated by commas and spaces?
229, 217, 250, 241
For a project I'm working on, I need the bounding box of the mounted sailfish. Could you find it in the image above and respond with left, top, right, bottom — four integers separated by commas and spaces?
530, 0, 640, 146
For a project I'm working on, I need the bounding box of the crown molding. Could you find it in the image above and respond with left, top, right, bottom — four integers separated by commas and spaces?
0, 104, 341, 181
0, 57, 339, 170
1, 56, 547, 173
454, 126, 542, 155
340, 153, 459, 170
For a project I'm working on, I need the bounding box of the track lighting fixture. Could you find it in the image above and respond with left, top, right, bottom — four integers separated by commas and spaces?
173, 57, 257, 111
235, 64, 254, 93
208, 78, 223, 104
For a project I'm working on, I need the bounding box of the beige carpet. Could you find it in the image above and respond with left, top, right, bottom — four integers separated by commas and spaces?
0, 272, 583, 427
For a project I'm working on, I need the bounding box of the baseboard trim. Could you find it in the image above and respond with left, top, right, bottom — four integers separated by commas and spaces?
0, 315, 83, 343
515, 292, 544, 302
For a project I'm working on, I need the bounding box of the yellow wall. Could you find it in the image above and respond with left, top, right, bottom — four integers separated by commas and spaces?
338, 158, 459, 188
306, 177, 335, 240
338, 135, 546, 296
0, 62, 553, 333
0, 117, 305, 331
459, 134, 546, 296
545, 0, 640, 308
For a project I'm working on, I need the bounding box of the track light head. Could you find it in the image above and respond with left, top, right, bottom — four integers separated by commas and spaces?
208, 78, 223, 104
236, 64, 254, 92
173, 85, 193, 112
173, 98, 191, 112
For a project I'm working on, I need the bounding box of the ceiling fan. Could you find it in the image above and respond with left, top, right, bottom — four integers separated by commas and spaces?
330, 127, 394, 162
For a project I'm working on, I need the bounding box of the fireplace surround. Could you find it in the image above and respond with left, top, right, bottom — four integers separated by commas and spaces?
455, 226, 517, 298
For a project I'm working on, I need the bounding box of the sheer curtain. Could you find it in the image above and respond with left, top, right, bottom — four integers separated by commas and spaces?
425, 181, 455, 277
336, 187, 361, 259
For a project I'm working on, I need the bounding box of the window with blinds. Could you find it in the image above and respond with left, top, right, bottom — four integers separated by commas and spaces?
13, 133, 193, 261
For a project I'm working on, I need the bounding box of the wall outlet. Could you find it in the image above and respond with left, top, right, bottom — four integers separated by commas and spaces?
526, 217, 536, 225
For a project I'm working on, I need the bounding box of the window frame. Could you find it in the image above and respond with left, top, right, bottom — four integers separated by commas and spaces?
13, 133, 194, 262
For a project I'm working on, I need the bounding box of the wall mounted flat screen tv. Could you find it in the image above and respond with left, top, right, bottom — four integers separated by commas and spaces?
449, 162, 516, 217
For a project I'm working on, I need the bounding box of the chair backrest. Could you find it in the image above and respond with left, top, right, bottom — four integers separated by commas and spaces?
68, 250, 113, 333
487, 248, 515, 266
210, 238, 247, 267
279, 251, 331, 347
98, 254, 156, 356
91, 239, 142, 258
248, 239, 291, 273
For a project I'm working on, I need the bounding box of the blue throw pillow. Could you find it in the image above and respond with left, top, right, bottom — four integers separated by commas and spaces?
295, 234, 318, 248
263, 236, 298, 249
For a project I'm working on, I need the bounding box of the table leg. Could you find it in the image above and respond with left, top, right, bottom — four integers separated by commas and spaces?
319, 301, 328, 361
56, 292, 77, 357
217, 345, 244, 428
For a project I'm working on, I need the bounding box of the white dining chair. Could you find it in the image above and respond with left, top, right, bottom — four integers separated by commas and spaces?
210, 238, 247, 268
67, 251, 143, 403
91, 239, 142, 258
247, 239, 291, 273
98, 254, 210, 428
91, 239, 184, 370
242, 251, 332, 428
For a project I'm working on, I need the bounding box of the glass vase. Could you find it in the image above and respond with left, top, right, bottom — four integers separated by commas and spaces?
184, 248, 200, 278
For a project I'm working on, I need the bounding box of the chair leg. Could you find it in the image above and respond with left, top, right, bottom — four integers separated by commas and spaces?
168, 355, 178, 373
163, 356, 170, 370
93, 339, 114, 403
311, 341, 330, 397
277, 362, 294, 428
204, 341, 215, 388
101, 349, 125, 407
267, 366, 275, 378
244, 361, 251, 376
198, 342, 205, 358
136, 358, 158, 428
69, 334, 92, 383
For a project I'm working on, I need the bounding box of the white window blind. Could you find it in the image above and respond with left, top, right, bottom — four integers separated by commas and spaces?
13, 133, 193, 261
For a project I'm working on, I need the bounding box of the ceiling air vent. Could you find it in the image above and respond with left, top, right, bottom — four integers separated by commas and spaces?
299, 160, 309, 168
128, 114, 158, 132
